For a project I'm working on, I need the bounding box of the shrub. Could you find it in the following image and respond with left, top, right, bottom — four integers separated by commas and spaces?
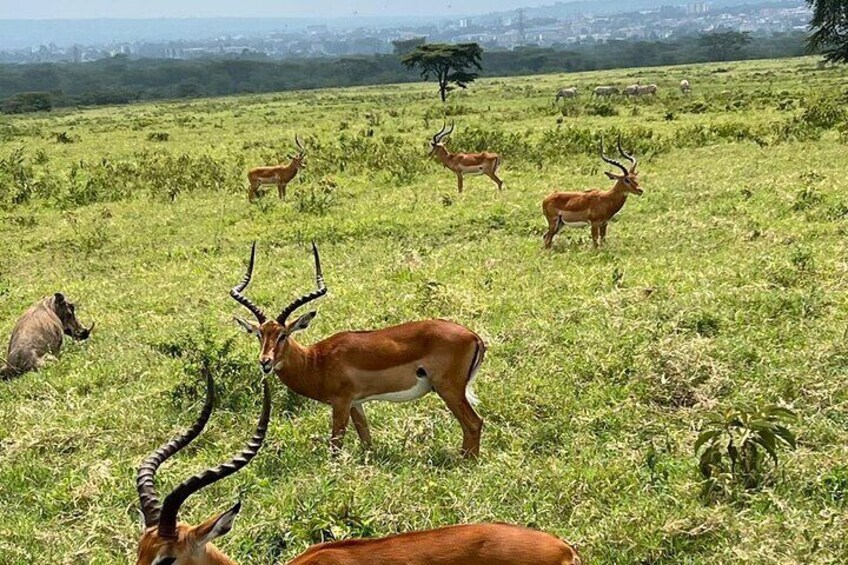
695, 404, 796, 501
801, 92, 846, 129
146, 132, 170, 142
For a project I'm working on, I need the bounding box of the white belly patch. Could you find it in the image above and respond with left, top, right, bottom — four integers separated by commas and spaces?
258, 177, 279, 184
358, 376, 433, 404
562, 221, 588, 228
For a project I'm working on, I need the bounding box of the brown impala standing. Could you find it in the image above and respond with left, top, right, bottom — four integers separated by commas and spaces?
230, 241, 486, 458
135, 373, 271, 565
429, 122, 503, 192
247, 135, 305, 202
543, 136, 644, 248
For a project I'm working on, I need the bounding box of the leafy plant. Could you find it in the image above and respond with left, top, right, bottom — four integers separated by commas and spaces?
695, 404, 796, 500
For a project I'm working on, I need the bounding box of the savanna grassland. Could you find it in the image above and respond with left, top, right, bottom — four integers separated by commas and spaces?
2, 56, 848, 564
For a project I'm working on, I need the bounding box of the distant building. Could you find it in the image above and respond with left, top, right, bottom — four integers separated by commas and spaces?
688, 2, 709, 16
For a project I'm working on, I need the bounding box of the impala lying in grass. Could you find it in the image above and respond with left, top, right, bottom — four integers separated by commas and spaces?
230, 241, 487, 458
135, 373, 271, 565
543, 136, 644, 248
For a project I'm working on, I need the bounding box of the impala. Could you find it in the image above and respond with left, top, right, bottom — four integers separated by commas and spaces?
288, 523, 582, 565
230, 241, 486, 457
135, 373, 271, 565
247, 135, 305, 202
429, 122, 503, 193
543, 136, 643, 248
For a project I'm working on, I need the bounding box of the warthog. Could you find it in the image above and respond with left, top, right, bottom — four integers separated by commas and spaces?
1, 293, 93, 379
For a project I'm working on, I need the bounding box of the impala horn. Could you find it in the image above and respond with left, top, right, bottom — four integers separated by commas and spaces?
277, 241, 327, 324
295, 134, 305, 156
156, 378, 271, 540
136, 371, 215, 530
617, 135, 637, 172
600, 136, 629, 177
230, 241, 268, 324
432, 122, 448, 145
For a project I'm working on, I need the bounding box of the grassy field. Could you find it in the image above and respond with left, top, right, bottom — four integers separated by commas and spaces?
2, 56, 848, 563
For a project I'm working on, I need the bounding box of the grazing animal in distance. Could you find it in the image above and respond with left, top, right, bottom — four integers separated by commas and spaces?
593, 85, 620, 97
680, 79, 691, 94
556, 87, 578, 101
247, 135, 305, 202
287, 523, 582, 565
429, 122, 503, 193
230, 241, 487, 458
624, 84, 640, 96
542, 136, 643, 249
636, 84, 658, 96
135, 374, 271, 565
1, 293, 92, 379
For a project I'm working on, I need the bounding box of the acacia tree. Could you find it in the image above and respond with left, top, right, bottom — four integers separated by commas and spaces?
807, 0, 848, 63
401, 43, 483, 102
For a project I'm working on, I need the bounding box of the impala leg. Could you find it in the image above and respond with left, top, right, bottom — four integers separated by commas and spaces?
436, 387, 483, 458
248, 181, 259, 202
330, 402, 351, 455
599, 222, 608, 244
350, 403, 373, 448
486, 171, 503, 191
456, 172, 464, 193
591, 224, 600, 248
544, 214, 560, 249
278, 182, 287, 200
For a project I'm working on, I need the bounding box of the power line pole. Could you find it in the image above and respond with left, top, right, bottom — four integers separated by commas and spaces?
517, 8, 526, 46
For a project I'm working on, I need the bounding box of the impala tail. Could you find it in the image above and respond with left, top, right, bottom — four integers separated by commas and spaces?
465, 336, 486, 407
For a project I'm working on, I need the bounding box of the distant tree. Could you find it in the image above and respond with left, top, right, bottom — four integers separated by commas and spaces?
699, 30, 752, 61
401, 43, 483, 102
807, 0, 848, 63
1, 91, 52, 114
392, 37, 426, 56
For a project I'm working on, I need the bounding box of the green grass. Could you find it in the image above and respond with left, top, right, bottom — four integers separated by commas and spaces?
2, 56, 848, 563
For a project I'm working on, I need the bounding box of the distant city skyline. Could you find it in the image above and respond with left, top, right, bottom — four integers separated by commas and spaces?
0, 0, 555, 19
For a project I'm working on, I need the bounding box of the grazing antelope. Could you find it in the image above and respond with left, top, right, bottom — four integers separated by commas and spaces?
288, 523, 582, 565
556, 87, 578, 101
429, 122, 503, 193
680, 79, 691, 94
247, 135, 305, 202
135, 373, 271, 565
542, 136, 643, 249
230, 241, 486, 458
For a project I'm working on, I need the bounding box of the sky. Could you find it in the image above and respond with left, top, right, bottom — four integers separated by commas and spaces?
0, 0, 554, 19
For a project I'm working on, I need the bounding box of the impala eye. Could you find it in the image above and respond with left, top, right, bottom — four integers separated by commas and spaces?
155, 557, 176, 565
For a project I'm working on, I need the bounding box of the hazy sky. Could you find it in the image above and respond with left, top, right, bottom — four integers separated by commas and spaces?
1, 0, 553, 19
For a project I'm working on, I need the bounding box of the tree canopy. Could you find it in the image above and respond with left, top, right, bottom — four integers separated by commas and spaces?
807, 0, 848, 63
401, 43, 483, 102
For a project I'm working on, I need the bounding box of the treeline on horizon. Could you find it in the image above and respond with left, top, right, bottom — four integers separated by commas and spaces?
0, 31, 810, 112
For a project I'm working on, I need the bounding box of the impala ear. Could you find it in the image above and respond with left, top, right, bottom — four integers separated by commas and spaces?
604, 171, 621, 180
234, 317, 258, 335
287, 311, 317, 334
194, 501, 241, 547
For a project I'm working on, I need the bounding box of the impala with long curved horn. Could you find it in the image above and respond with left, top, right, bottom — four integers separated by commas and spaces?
542, 135, 643, 248
247, 134, 306, 202
429, 122, 503, 193
135, 373, 271, 565
230, 241, 486, 458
